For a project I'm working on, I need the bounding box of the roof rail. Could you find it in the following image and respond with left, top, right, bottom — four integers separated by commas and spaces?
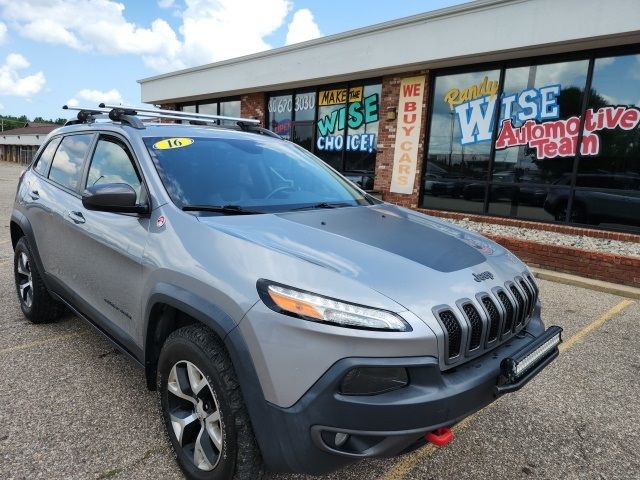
99, 103, 260, 125
62, 103, 280, 138
62, 105, 109, 125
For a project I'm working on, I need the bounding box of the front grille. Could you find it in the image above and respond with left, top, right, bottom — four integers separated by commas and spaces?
438, 310, 462, 359
435, 272, 537, 367
510, 285, 526, 327
497, 290, 515, 333
462, 303, 483, 350
481, 296, 500, 342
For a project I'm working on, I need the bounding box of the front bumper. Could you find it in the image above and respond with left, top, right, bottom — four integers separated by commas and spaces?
256, 316, 561, 475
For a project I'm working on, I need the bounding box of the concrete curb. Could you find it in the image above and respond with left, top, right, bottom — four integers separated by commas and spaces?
531, 267, 640, 300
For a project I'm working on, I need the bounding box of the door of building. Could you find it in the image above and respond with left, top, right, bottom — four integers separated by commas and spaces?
290, 121, 315, 152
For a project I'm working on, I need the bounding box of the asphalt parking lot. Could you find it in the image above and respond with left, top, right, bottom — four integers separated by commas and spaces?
0, 160, 638, 480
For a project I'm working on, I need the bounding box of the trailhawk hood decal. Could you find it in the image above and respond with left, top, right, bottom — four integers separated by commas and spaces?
198, 204, 500, 274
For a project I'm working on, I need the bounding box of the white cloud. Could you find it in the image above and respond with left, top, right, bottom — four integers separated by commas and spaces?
0, 0, 303, 73
0, 22, 7, 44
0, 53, 45, 97
285, 8, 321, 45
21, 19, 86, 50
67, 88, 123, 107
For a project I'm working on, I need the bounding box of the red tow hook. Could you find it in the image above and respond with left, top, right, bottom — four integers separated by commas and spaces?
425, 427, 454, 446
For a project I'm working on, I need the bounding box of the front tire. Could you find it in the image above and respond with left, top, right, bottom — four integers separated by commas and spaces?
13, 236, 63, 323
157, 325, 264, 480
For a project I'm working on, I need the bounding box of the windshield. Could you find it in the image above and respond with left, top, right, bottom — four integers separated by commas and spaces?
144, 135, 372, 212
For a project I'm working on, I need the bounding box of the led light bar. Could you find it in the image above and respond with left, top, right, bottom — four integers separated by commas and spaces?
501, 326, 563, 383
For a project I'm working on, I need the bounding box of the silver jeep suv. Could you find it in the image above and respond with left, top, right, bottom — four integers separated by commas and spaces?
10, 105, 562, 479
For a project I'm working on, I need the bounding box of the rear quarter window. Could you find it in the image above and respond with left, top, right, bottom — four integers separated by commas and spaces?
33, 137, 61, 176
48, 134, 94, 191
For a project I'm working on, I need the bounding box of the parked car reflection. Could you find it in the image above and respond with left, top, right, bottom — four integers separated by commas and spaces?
544, 173, 640, 225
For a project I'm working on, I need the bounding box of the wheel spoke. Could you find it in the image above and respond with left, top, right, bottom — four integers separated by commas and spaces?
193, 425, 216, 471
205, 410, 223, 452
187, 363, 207, 396
170, 410, 199, 446
167, 364, 197, 405
17, 254, 29, 276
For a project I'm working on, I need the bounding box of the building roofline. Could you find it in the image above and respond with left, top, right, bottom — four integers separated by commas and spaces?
137, 0, 508, 84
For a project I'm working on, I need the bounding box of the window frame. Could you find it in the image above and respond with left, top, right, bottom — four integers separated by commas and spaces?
80, 132, 151, 212
420, 43, 640, 232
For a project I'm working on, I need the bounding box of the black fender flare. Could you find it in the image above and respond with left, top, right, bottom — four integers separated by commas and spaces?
10, 210, 51, 290
142, 286, 288, 470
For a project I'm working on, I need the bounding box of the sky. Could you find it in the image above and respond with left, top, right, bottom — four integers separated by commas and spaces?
0, 0, 469, 122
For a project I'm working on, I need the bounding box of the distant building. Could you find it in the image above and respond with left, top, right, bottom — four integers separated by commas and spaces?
0, 122, 59, 164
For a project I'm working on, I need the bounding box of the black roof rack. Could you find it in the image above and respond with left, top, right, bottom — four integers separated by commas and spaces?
62, 103, 281, 139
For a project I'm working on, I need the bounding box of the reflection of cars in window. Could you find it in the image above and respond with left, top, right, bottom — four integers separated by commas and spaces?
343, 170, 375, 191
429, 175, 465, 198
544, 173, 640, 225
461, 173, 546, 206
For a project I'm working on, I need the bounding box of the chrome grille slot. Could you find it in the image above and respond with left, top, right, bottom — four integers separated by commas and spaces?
481, 296, 500, 343
461, 303, 483, 351
509, 284, 526, 328
520, 279, 535, 316
438, 310, 462, 359
497, 290, 515, 334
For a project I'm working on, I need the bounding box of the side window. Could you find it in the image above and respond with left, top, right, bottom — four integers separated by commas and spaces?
86, 136, 142, 202
48, 134, 94, 191
33, 137, 61, 176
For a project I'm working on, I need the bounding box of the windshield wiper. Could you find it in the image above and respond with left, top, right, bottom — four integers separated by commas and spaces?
290, 202, 353, 211
181, 204, 265, 215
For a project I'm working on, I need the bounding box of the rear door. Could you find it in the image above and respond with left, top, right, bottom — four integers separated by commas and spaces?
32, 133, 95, 286
64, 133, 150, 346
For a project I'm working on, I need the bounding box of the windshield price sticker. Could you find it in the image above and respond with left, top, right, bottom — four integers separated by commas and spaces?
153, 138, 194, 150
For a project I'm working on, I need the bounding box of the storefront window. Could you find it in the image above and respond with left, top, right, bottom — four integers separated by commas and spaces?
422, 69, 500, 213
422, 51, 639, 232
573, 53, 640, 230
493, 60, 588, 184
267, 94, 293, 140
344, 83, 381, 173
314, 83, 381, 174
179, 99, 240, 125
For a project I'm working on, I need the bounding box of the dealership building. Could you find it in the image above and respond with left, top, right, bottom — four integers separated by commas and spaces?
138, 0, 640, 234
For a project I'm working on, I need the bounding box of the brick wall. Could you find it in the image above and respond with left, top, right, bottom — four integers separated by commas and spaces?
486, 234, 640, 288
374, 70, 429, 209
419, 208, 640, 244
240, 93, 266, 126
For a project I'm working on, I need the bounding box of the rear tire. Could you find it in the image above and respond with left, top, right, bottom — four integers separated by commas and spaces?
157, 325, 264, 480
13, 236, 64, 323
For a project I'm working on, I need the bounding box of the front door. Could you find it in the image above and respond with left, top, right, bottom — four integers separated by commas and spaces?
62, 134, 150, 347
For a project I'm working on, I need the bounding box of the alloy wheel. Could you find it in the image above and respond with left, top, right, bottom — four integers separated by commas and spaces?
167, 360, 223, 471
16, 252, 33, 308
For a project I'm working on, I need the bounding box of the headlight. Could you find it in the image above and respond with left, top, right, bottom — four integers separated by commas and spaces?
257, 280, 411, 332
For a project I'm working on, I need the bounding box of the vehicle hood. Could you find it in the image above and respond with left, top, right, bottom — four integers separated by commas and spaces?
196, 203, 522, 278
196, 203, 529, 332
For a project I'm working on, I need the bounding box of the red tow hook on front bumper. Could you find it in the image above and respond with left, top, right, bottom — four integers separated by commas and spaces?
425, 427, 454, 446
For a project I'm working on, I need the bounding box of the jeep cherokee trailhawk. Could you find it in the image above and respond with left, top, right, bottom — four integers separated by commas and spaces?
10, 104, 562, 479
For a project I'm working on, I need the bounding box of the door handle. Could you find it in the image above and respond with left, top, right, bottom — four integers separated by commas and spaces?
67, 211, 86, 224
29, 190, 39, 200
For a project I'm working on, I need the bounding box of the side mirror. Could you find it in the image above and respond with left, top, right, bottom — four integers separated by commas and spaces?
82, 183, 149, 214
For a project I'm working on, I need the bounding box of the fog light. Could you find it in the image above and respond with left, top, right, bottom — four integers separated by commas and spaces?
340, 367, 408, 395
334, 432, 349, 447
